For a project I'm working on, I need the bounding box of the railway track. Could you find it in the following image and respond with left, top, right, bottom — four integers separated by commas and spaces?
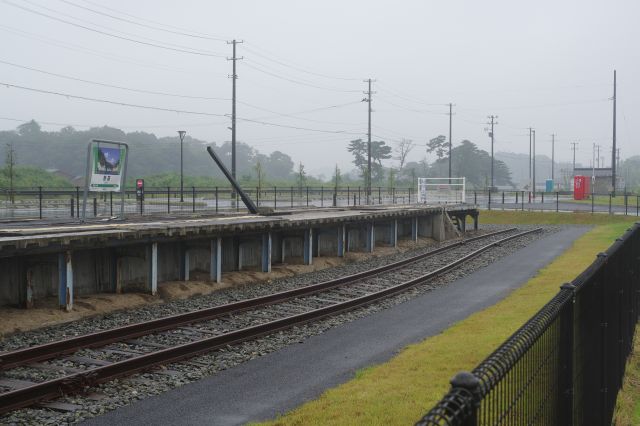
0, 227, 541, 414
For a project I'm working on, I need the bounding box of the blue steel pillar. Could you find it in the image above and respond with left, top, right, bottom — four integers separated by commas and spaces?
210, 237, 222, 283
262, 232, 272, 273
58, 251, 73, 311
390, 219, 398, 247
303, 228, 313, 265
411, 216, 418, 241
184, 249, 190, 281
147, 242, 158, 295
337, 225, 346, 257
366, 222, 375, 253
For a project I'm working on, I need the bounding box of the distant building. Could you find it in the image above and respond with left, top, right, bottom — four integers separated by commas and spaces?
573, 167, 624, 193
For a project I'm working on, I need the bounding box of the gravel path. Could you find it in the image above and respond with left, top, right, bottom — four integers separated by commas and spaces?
0, 224, 559, 425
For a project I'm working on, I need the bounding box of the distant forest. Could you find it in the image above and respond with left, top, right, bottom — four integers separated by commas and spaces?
0, 120, 300, 186
0, 120, 526, 190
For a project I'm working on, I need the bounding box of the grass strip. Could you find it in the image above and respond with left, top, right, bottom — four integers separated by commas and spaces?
259, 216, 631, 425
615, 328, 640, 425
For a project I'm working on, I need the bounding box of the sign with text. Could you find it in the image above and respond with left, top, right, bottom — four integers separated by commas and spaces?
89, 143, 127, 192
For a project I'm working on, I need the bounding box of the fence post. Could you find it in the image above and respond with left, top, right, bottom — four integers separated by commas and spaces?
637, 195, 639, 217
521, 191, 524, 211
556, 192, 559, 212
70, 197, 74, 218
358, 186, 361, 205
306, 186, 309, 206
609, 194, 612, 215
408, 187, 411, 204
167, 186, 170, 214
515, 191, 518, 205
541, 192, 544, 204
93, 197, 97, 217
75, 186, 80, 217
38, 186, 42, 219
321, 186, 324, 207
139, 190, 143, 215
625, 193, 628, 216
110, 192, 113, 216
474, 191, 477, 205
449, 372, 481, 426
347, 186, 350, 206
290, 186, 293, 208
192, 187, 196, 213
488, 190, 492, 210
274, 186, 277, 210
378, 186, 381, 204
215, 187, 219, 213
559, 283, 576, 426
591, 192, 594, 214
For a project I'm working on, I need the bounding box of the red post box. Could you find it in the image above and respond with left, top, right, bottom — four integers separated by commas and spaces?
574, 175, 590, 200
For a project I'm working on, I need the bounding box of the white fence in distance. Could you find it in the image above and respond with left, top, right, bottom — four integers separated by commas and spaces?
417, 177, 466, 204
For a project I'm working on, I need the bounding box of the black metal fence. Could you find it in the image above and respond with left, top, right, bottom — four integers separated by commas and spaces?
416, 223, 640, 425
0, 186, 415, 220
471, 190, 640, 216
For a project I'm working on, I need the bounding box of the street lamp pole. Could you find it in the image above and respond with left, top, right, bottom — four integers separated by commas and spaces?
178, 130, 186, 202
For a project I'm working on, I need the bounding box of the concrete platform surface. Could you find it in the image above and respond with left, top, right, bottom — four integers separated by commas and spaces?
84, 226, 590, 426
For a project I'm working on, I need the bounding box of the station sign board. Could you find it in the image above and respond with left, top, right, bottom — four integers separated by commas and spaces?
88, 142, 127, 192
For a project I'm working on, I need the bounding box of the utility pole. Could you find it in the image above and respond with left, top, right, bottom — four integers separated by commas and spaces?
551, 134, 555, 182
227, 39, 243, 182
570, 142, 578, 178
596, 144, 601, 168
363, 78, 375, 203
448, 103, 453, 180
612, 69, 617, 194
487, 115, 498, 190
528, 128, 533, 191
532, 129, 536, 195
178, 130, 186, 202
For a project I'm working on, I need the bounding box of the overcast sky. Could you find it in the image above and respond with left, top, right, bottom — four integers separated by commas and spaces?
1, 0, 637, 176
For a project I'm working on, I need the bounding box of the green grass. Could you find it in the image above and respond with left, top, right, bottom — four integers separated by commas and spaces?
615, 329, 640, 426
257, 214, 631, 426
565, 195, 638, 207
476, 210, 638, 225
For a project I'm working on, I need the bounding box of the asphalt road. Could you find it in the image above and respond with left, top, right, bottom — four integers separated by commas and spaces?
85, 226, 591, 426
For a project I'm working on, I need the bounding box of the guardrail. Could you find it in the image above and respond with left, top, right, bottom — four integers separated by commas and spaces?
416, 223, 640, 425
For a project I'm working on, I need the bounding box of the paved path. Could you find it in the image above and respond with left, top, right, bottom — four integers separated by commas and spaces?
85, 226, 591, 426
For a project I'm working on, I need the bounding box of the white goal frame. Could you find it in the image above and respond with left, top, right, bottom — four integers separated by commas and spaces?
417, 177, 466, 204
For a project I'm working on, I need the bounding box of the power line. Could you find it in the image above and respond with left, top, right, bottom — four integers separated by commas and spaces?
0, 81, 228, 116
0, 59, 229, 100
0, 23, 219, 76
375, 96, 446, 115
235, 116, 363, 135
242, 44, 360, 81
243, 60, 361, 93
57, 0, 228, 41
2, 0, 225, 57
238, 100, 363, 126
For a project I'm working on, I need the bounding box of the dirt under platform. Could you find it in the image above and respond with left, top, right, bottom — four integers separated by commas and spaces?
0, 236, 449, 339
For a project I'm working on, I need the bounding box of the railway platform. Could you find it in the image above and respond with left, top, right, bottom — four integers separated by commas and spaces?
0, 204, 478, 310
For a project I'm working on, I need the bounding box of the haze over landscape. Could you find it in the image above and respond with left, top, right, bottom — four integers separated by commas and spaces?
1, 0, 638, 179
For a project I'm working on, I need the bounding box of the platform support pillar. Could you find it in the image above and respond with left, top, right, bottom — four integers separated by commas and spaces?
337, 225, 346, 257
147, 242, 158, 296
366, 222, 375, 253
390, 219, 398, 247
210, 237, 222, 283
473, 213, 479, 231
25, 266, 34, 309
411, 216, 418, 241
58, 251, 73, 311
262, 232, 272, 273
184, 249, 190, 281
303, 228, 313, 265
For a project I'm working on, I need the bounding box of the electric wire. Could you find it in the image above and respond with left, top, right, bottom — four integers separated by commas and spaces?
0, 59, 229, 100
2, 0, 225, 57
57, 0, 228, 42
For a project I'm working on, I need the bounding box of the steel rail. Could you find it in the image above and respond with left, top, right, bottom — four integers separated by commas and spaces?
0, 228, 516, 371
0, 228, 540, 414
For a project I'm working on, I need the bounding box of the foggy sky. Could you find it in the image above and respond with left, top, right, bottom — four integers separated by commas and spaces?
1, 0, 637, 177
